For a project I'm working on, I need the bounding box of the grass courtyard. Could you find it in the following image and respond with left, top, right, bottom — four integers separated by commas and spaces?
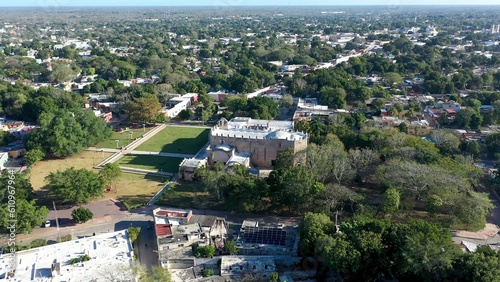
30, 150, 113, 190
116, 154, 183, 173
156, 181, 224, 210
30, 151, 167, 209
112, 173, 167, 209
135, 126, 209, 154
95, 127, 152, 149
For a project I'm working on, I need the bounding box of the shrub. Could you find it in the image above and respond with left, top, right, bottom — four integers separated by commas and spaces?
203, 268, 215, 277
57, 234, 72, 243
72, 207, 93, 223
195, 245, 216, 258
128, 227, 141, 243
30, 239, 48, 248
70, 254, 92, 265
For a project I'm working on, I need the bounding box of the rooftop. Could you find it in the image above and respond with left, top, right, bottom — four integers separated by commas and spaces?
0, 230, 135, 282
179, 158, 207, 169
220, 256, 276, 276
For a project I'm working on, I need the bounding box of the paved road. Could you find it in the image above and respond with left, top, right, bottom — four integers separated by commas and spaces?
5, 203, 300, 266
3, 201, 159, 268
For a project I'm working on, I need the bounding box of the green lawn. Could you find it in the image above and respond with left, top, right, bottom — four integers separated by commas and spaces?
135, 126, 209, 154
95, 127, 152, 149
116, 155, 183, 173
113, 173, 167, 210
156, 181, 224, 210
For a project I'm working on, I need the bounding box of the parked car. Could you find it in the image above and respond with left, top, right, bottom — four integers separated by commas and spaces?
44, 220, 51, 228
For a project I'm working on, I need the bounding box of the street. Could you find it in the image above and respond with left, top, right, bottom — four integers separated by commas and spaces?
2, 201, 300, 269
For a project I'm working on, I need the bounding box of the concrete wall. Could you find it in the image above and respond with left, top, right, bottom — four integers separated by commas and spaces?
167, 259, 195, 269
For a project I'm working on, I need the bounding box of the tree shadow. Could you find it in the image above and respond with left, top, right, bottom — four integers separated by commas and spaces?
159, 129, 209, 154
122, 155, 182, 172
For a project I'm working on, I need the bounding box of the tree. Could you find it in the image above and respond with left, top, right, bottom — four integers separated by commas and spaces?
280, 94, 294, 107
27, 109, 112, 158
453, 246, 500, 282
319, 87, 346, 109
299, 212, 335, 256
24, 148, 45, 165
0, 198, 49, 234
195, 245, 216, 258
398, 122, 408, 133
431, 130, 460, 155
178, 109, 193, 120
128, 227, 141, 243
393, 220, 461, 280
99, 163, 122, 187
71, 207, 94, 223
384, 72, 403, 86
485, 133, 500, 159
225, 240, 238, 255
139, 266, 172, 282
48, 62, 80, 83
315, 234, 362, 278
455, 108, 483, 130
268, 165, 323, 213
45, 168, 104, 205
247, 96, 279, 120
124, 97, 162, 124
200, 108, 212, 125
0, 173, 48, 234
306, 138, 354, 184
426, 194, 443, 217
465, 141, 481, 158
382, 188, 400, 213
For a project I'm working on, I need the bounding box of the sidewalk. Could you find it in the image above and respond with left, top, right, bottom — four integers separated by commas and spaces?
147, 175, 179, 205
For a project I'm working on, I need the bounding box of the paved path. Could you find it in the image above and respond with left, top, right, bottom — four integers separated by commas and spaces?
119, 166, 174, 177
126, 150, 194, 158
88, 148, 195, 158
147, 175, 179, 205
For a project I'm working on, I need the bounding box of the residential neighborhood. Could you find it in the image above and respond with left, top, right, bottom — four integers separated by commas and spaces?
0, 3, 500, 282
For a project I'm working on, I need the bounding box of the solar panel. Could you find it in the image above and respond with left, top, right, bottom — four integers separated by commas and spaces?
243, 226, 287, 246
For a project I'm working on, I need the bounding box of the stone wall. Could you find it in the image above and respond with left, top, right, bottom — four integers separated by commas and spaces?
210, 134, 307, 167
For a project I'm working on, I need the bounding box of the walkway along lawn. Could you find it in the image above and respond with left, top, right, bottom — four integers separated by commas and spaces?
135, 126, 209, 154
95, 127, 152, 149
29, 151, 165, 209
116, 154, 184, 173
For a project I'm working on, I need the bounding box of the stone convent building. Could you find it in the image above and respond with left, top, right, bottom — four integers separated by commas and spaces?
207, 117, 308, 168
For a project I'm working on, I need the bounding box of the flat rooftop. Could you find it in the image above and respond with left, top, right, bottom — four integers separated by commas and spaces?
212, 128, 306, 141
0, 230, 134, 282
220, 256, 276, 276
227, 117, 293, 131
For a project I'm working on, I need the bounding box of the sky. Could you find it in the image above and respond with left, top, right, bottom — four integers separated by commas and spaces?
0, 0, 499, 7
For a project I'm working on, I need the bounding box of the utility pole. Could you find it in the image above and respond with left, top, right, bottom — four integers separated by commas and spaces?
53, 201, 60, 240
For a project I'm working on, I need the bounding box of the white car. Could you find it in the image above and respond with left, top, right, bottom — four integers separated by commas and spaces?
44, 220, 51, 228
